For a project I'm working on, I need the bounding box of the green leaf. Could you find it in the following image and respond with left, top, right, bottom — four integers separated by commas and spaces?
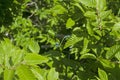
80, 53, 96, 59
4, 68, 15, 80
47, 68, 59, 80
0, 53, 4, 65
0, 39, 17, 67
64, 34, 83, 49
86, 20, 94, 36
99, 58, 115, 68
31, 68, 44, 80
100, 10, 112, 20
79, 0, 96, 8
84, 11, 96, 20
96, 0, 106, 11
111, 22, 120, 38
115, 52, 120, 61
48, 30, 55, 37
0, 68, 3, 76
73, 3, 85, 13
24, 54, 49, 65
52, 5, 66, 16
28, 40, 40, 54
80, 38, 89, 54
106, 45, 120, 59
12, 50, 24, 65
98, 68, 108, 80
61, 58, 81, 67
31, 67, 48, 80
112, 22, 120, 31
16, 65, 36, 80
66, 18, 75, 29
0, 38, 14, 55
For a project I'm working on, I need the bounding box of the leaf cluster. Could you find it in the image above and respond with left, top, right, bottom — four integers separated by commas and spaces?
0, 0, 120, 80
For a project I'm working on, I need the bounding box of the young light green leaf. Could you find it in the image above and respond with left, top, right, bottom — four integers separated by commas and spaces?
0, 39, 25, 67
31, 68, 44, 80
64, 34, 83, 49
16, 65, 36, 80
28, 40, 40, 54
4, 69, 15, 80
106, 45, 120, 59
52, 5, 66, 16
0, 68, 3, 77
79, 0, 96, 8
86, 20, 94, 36
100, 10, 112, 20
96, 0, 106, 11
12, 50, 24, 65
112, 22, 120, 31
66, 18, 75, 29
80, 38, 89, 54
98, 68, 108, 80
47, 68, 59, 80
115, 52, 120, 61
48, 30, 55, 37
24, 54, 49, 65
32, 67, 48, 80
0, 38, 14, 55
0, 53, 4, 65
99, 58, 115, 68
84, 11, 96, 20
80, 53, 96, 59
111, 22, 120, 38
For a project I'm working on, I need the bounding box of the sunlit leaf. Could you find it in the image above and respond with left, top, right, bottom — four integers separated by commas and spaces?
16, 65, 36, 80
31, 68, 44, 80
47, 68, 59, 80
98, 68, 108, 80
80, 38, 89, 54
64, 34, 83, 49
96, 0, 106, 11
100, 10, 112, 19
86, 20, 94, 36
106, 45, 120, 59
115, 52, 120, 61
79, 0, 96, 8
28, 40, 40, 54
80, 53, 96, 59
99, 58, 115, 68
52, 5, 66, 16
24, 54, 49, 65
84, 11, 96, 20
12, 50, 24, 65
4, 68, 15, 80
66, 18, 75, 29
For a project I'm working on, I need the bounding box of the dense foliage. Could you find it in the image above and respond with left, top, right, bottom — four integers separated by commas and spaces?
0, 0, 120, 80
